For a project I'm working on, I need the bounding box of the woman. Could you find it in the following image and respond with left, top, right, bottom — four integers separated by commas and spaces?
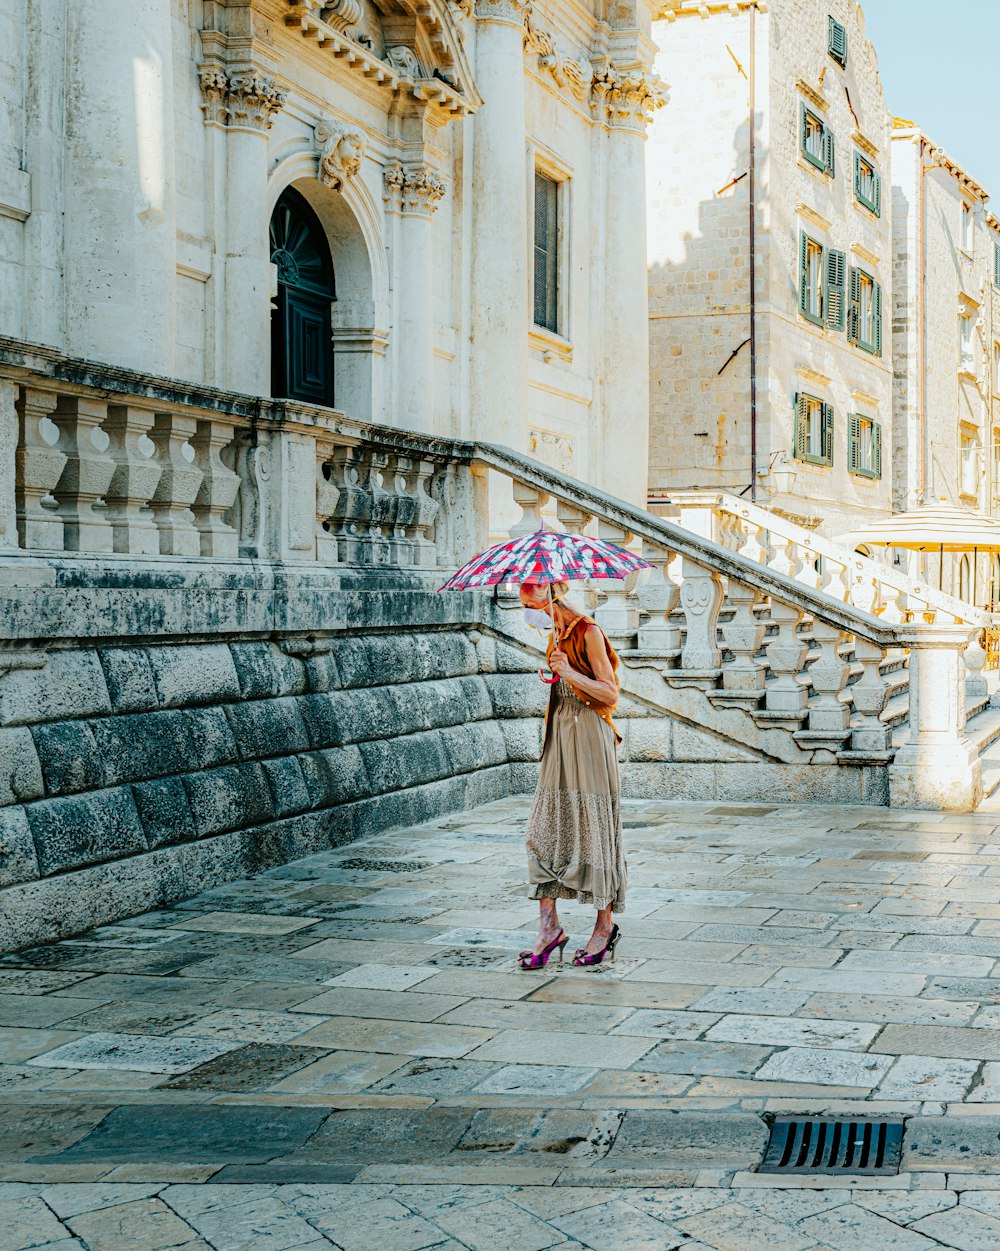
517, 578, 626, 969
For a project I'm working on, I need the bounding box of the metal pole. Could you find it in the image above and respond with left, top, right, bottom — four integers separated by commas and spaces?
748, 2, 758, 502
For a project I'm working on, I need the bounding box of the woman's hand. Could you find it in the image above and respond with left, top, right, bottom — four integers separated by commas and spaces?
549, 647, 572, 678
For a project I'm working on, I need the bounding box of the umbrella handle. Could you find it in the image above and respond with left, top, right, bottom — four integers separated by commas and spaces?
538, 667, 559, 685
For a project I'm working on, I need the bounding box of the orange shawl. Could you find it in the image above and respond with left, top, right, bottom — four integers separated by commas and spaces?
542, 614, 622, 751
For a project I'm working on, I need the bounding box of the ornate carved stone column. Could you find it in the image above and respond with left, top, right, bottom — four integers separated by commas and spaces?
593, 64, 665, 506
198, 23, 286, 395
384, 161, 447, 434
471, 0, 529, 521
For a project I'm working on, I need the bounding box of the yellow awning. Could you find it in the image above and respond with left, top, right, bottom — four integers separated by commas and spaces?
835, 500, 1000, 553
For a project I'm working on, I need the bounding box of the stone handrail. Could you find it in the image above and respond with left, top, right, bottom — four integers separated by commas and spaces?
679, 489, 991, 628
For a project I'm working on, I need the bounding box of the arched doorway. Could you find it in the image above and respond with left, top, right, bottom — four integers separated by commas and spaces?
269, 187, 335, 406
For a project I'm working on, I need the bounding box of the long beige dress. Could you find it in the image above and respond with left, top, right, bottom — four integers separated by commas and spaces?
523, 620, 627, 912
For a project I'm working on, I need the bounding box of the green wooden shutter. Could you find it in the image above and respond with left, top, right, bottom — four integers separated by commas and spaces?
799, 231, 810, 315
853, 150, 861, 201
873, 421, 882, 478
826, 248, 846, 330
848, 414, 860, 473
825, 128, 836, 177
873, 169, 881, 216
794, 393, 809, 459
995, 240, 1000, 287
823, 403, 834, 466
873, 279, 883, 356
847, 266, 861, 342
828, 17, 847, 65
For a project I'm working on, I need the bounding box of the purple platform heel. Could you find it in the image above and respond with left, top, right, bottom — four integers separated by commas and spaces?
573, 923, 620, 968
518, 930, 569, 970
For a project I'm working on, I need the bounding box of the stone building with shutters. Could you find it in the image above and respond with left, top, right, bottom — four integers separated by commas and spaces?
890, 121, 1000, 602
646, 0, 893, 536
0, 0, 663, 519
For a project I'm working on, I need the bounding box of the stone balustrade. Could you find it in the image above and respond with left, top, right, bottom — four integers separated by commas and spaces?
0, 342, 987, 810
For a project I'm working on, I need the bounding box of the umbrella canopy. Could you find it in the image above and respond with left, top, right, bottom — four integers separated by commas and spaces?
835, 500, 1000, 553
438, 528, 652, 592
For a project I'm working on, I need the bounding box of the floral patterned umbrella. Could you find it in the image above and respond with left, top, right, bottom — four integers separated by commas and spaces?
438, 527, 652, 591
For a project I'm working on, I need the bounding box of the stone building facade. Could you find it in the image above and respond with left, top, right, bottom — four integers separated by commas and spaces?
891, 121, 1000, 601
646, 0, 894, 536
0, 0, 662, 510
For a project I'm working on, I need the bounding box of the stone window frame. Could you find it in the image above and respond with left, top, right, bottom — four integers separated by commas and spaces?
959, 311, 976, 376
960, 199, 974, 256
801, 104, 835, 177
960, 430, 981, 501
793, 391, 834, 467
828, 16, 847, 67
528, 144, 573, 355
798, 230, 826, 326
853, 149, 881, 217
993, 239, 1000, 289
848, 413, 881, 479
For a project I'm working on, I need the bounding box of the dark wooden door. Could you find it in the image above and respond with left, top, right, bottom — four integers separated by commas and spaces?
270, 188, 335, 406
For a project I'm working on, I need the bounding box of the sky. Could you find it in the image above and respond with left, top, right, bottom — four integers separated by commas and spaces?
860, 0, 1000, 198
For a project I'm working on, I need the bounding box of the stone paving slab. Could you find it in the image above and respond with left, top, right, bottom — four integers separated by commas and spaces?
10, 797, 1000, 1245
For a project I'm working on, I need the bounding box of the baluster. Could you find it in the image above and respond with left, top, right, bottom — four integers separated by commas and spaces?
679, 556, 723, 675
101, 405, 162, 555
510, 481, 550, 538
767, 532, 794, 580
846, 558, 878, 614
637, 540, 681, 653
191, 418, 240, 558
799, 619, 851, 750
329, 446, 372, 564
760, 599, 809, 726
148, 412, 203, 556
316, 436, 341, 563
735, 518, 767, 565
365, 450, 394, 564
400, 457, 440, 569
820, 556, 851, 604
15, 387, 65, 550
594, 520, 640, 642
716, 580, 765, 706
556, 500, 598, 610
799, 542, 822, 591
847, 638, 892, 756
232, 426, 269, 560
966, 631, 988, 701
50, 395, 115, 552
878, 583, 907, 624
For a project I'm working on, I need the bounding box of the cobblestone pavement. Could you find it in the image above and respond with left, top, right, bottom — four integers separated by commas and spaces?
6, 796, 1000, 1248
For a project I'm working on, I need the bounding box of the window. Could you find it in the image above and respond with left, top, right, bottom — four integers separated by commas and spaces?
848, 266, 882, 355
828, 16, 847, 66
533, 170, 560, 334
961, 435, 980, 498
848, 414, 881, 478
994, 240, 1000, 288
794, 393, 834, 466
799, 233, 825, 325
961, 201, 974, 253
801, 106, 835, 175
994, 341, 1000, 393
853, 150, 881, 215
960, 314, 975, 373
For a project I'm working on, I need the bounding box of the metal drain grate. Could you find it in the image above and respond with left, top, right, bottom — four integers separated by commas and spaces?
760, 1117, 904, 1176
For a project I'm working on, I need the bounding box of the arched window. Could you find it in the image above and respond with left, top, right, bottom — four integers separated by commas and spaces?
959, 554, 971, 601
269, 187, 336, 406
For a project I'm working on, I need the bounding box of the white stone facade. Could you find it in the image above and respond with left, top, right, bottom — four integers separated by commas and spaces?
0, 0, 660, 511
646, 0, 893, 536
891, 122, 1000, 601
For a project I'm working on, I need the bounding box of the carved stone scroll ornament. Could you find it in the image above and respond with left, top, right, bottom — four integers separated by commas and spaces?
384, 45, 424, 78
321, 0, 364, 33
314, 120, 367, 190
383, 161, 447, 215
590, 65, 666, 131
522, 7, 591, 100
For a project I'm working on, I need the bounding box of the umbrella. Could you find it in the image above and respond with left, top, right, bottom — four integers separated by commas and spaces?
835, 499, 1000, 600
438, 527, 652, 592
439, 527, 653, 680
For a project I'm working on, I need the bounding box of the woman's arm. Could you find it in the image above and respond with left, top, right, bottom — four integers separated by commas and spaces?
550, 625, 619, 707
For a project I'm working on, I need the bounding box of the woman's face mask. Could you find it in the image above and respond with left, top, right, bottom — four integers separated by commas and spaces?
523, 607, 551, 631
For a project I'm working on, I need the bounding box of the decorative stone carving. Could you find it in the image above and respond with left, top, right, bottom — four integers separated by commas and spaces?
383, 161, 447, 215
474, 0, 529, 25
449, 0, 474, 21
321, 0, 364, 33
591, 65, 666, 132
315, 119, 367, 191
385, 45, 424, 78
523, 7, 591, 100
197, 63, 286, 133
528, 429, 573, 474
